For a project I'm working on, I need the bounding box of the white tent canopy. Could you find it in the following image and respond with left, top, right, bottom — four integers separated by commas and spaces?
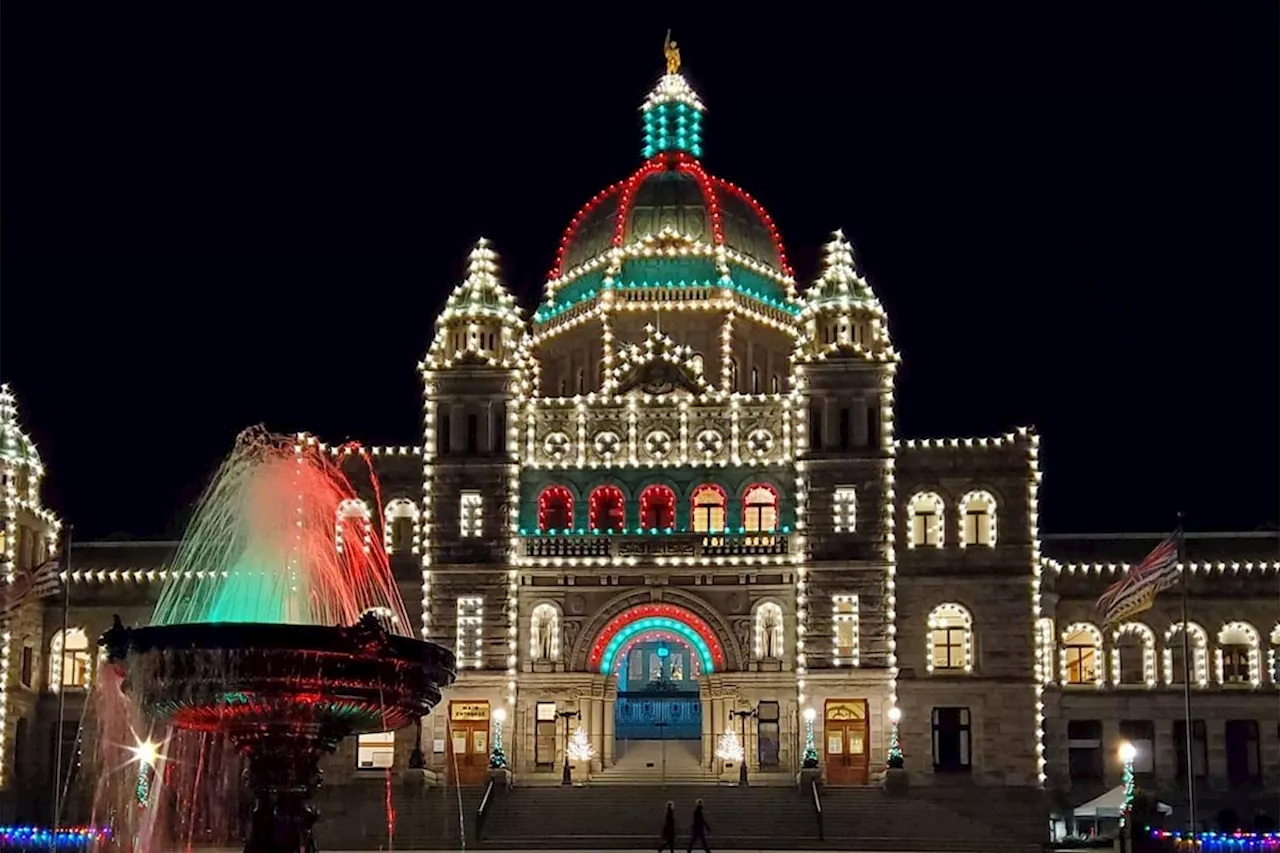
1074, 786, 1174, 819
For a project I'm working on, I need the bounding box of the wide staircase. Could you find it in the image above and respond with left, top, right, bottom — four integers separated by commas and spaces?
307, 779, 1047, 851
592, 739, 722, 785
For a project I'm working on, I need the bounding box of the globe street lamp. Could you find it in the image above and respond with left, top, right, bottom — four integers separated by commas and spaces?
729, 707, 758, 786
558, 709, 580, 785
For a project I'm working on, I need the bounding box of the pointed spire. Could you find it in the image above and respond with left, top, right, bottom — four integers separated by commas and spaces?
426, 239, 525, 370
806, 230, 874, 307
640, 33, 704, 159
0, 383, 42, 472
797, 230, 896, 363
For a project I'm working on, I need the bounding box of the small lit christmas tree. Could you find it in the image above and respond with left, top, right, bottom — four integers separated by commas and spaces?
566, 726, 595, 763
801, 709, 819, 769
489, 714, 508, 770
715, 729, 744, 763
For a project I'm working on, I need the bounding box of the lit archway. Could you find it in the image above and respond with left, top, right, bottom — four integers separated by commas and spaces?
588, 603, 727, 674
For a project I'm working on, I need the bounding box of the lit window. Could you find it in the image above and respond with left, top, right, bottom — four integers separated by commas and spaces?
691, 484, 727, 533
1061, 624, 1103, 687
383, 498, 419, 553
1216, 622, 1260, 686
927, 604, 973, 673
588, 485, 625, 531
1111, 622, 1156, 687
336, 498, 372, 555
742, 484, 778, 533
639, 484, 676, 530
907, 492, 944, 548
537, 486, 574, 532
530, 603, 560, 661
456, 597, 484, 669
958, 490, 997, 547
833, 486, 857, 532
1164, 622, 1209, 686
754, 602, 784, 659
832, 595, 858, 666
1036, 618, 1055, 685
1270, 624, 1280, 684
51, 628, 92, 691
357, 731, 395, 769
460, 492, 482, 538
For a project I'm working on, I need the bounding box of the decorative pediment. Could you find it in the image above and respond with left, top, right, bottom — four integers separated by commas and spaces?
612, 325, 711, 397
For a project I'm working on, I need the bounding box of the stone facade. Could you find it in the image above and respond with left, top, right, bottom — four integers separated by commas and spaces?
1, 64, 1278, 834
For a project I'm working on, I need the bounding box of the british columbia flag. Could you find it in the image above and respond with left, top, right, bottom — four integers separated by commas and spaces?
0, 557, 62, 620
1095, 532, 1182, 626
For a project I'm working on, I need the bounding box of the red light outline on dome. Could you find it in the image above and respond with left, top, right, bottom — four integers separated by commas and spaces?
548, 154, 793, 282
587, 603, 727, 671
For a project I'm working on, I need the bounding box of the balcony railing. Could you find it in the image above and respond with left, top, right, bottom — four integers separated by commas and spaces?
521, 531, 791, 561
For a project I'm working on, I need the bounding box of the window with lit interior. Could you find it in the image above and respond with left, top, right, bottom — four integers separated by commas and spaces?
927, 604, 973, 672
742, 484, 779, 533
51, 628, 92, 690
588, 485, 625, 531
832, 595, 858, 666
639, 484, 676, 530
907, 492, 944, 547
357, 731, 395, 769
1217, 622, 1260, 685
384, 498, 419, 552
958, 490, 997, 547
537, 486, 574, 532
691, 484, 727, 533
1061, 624, 1103, 686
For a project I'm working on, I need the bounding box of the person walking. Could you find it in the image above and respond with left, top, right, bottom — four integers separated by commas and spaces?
659, 801, 676, 853
687, 798, 711, 853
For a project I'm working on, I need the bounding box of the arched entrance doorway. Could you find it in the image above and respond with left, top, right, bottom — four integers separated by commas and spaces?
588, 604, 727, 764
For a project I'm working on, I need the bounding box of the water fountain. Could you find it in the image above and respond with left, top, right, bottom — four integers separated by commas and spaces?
94, 428, 456, 852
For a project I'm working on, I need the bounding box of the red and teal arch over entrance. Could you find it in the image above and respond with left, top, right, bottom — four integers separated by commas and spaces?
588, 603, 727, 674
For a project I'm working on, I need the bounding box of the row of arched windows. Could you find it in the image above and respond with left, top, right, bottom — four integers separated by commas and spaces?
907, 490, 997, 548
924, 606, 1280, 688
536, 483, 781, 533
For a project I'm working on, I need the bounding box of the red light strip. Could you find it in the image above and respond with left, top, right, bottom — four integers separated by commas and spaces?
588, 603, 726, 670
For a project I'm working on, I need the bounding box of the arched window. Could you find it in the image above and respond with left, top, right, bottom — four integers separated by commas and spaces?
1217, 622, 1261, 686
771, 375, 780, 394
689, 354, 704, 376
927, 603, 973, 672
1270, 624, 1280, 684
833, 486, 857, 532
588, 485, 625, 531
1060, 623, 1103, 687
50, 628, 92, 691
958, 490, 997, 547
907, 492, 945, 548
690, 484, 727, 533
639, 484, 676, 530
742, 483, 779, 533
1036, 617, 1055, 685
530, 603, 560, 661
754, 601, 784, 659
729, 359, 739, 392
832, 594, 859, 666
751, 366, 760, 394
336, 498, 372, 555
1111, 622, 1156, 687
383, 498, 419, 554
537, 486, 574, 532
1163, 622, 1209, 686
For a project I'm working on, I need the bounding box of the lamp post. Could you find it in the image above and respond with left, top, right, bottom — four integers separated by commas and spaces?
1119, 741, 1137, 853
886, 706, 904, 769
729, 707, 757, 786
801, 707, 818, 769
559, 709, 580, 785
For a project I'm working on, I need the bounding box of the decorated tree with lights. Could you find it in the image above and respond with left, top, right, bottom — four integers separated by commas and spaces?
715, 729, 744, 763
489, 712, 508, 770
566, 726, 595, 763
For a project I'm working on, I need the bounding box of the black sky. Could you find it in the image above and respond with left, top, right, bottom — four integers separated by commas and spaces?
2, 7, 1276, 540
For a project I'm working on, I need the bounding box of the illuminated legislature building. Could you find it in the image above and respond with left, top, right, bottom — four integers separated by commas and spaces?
2, 50, 1277, 833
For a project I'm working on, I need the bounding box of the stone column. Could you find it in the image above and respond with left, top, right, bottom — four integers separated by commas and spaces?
580, 696, 595, 774
700, 683, 713, 768
603, 679, 617, 767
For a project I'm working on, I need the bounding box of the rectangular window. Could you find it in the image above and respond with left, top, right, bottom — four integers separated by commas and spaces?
493, 403, 507, 454
1119, 719, 1155, 776
535, 703, 558, 768
20, 645, 33, 688
931, 628, 966, 670
456, 597, 484, 669
1225, 720, 1260, 784
1173, 719, 1207, 780
758, 701, 780, 767
832, 594, 859, 666
837, 408, 850, 450
808, 403, 823, 450
912, 511, 939, 547
833, 486, 857, 532
865, 399, 879, 446
931, 707, 971, 772
357, 731, 395, 769
1067, 720, 1103, 781
437, 411, 451, 456
964, 510, 992, 546
1064, 644, 1098, 685
466, 414, 479, 454
1222, 646, 1250, 684
460, 491, 482, 538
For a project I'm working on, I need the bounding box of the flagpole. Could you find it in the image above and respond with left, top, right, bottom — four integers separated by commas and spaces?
52, 525, 72, 833
1175, 513, 1195, 833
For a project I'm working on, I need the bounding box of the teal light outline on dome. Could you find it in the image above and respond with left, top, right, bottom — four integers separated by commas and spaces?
599, 616, 716, 674
643, 103, 703, 158
534, 275, 801, 323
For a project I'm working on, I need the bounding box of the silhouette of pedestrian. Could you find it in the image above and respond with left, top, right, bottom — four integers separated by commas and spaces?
687, 798, 711, 853
659, 801, 676, 853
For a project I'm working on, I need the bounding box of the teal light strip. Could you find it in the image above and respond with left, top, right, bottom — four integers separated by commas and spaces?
536, 275, 799, 322
600, 617, 716, 673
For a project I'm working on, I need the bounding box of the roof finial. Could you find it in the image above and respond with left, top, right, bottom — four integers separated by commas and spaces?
664, 30, 681, 75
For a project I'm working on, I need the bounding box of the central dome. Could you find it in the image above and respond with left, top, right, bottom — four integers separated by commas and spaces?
553, 157, 790, 278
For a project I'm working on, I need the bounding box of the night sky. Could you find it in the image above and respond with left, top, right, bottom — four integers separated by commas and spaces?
2, 8, 1276, 540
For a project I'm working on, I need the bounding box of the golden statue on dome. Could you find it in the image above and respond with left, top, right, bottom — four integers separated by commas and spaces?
664, 30, 681, 74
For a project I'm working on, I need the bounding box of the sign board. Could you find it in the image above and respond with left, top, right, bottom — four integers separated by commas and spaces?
536, 702, 558, 721
450, 701, 490, 721
432, 739, 446, 753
